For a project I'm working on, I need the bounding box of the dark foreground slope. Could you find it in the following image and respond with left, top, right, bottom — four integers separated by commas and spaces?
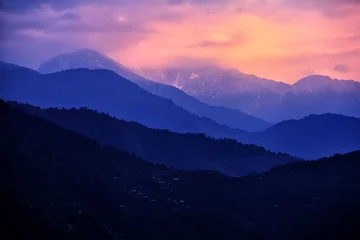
1, 100, 360, 239
9, 101, 297, 176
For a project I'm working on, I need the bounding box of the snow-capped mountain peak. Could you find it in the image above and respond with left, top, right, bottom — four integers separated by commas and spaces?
38, 49, 145, 82
293, 75, 359, 93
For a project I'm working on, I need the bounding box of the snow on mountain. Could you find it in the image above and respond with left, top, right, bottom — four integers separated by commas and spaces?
293, 75, 360, 93
136, 68, 360, 122
136, 67, 292, 96
38, 49, 360, 123
38, 49, 144, 82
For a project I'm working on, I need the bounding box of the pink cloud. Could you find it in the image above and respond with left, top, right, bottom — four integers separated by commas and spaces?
0, 0, 359, 82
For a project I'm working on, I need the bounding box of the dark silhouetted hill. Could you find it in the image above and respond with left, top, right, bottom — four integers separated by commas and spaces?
10, 100, 360, 161
9, 101, 297, 176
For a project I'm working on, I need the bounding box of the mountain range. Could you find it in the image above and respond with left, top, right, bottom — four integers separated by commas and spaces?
0, 61, 246, 138
137, 68, 360, 122
34, 49, 360, 159
2, 100, 360, 240
2, 61, 360, 160
37, 49, 360, 123
38, 49, 270, 131
2, 49, 360, 238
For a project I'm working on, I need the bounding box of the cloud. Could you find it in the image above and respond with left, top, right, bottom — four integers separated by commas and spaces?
281, 0, 360, 18
257, 49, 360, 82
197, 40, 238, 48
0, 0, 359, 82
0, 0, 199, 12
0, 3, 158, 68
59, 12, 80, 20
166, 56, 218, 68
282, 0, 360, 9
167, 0, 185, 5
187, 33, 248, 49
0, 4, 156, 35
333, 64, 350, 73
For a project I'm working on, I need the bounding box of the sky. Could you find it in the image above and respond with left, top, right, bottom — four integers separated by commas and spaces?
0, 0, 359, 83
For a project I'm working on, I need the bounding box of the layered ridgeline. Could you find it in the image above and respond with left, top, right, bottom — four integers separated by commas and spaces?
9, 101, 298, 176
137, 68, 360, 122
246, 113, 360, 159
37, 49, 360, 125
1, 100, 360, 240
0, 62, 246, 139
3, 61, 360, 160
10, 101, 360, 160
37, 49, 270, 132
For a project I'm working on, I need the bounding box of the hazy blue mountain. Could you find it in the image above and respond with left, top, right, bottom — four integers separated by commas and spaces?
1, 100, 360, 240
137, 66, 291, 95
38, 50, 270, 131
10, 101, 298, 176
0, 62, 245, 138
136, 67, 293, 121
136, 80, 270, 131
2, 62, 359, 160
266, 75, 360, 122
247, 113, 360, 159
293, 75, 360, 93
137, 68, 360, 122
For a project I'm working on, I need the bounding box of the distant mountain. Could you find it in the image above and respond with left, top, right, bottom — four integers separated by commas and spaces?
247, 113, 360, 159
2, 61, 359, 160
271, 76, 360, 122
10, 101, 298, 176
0, 62, 246, 138
38, 49, 143, 82
2, 100, 360, 240
137, 68, 360, 122
293, 75, 359, 93
137, 67, 291, 95
136, 80, 270, 131
38, 50, 270, 131
37, 50, 360, 122
136, 67, 293, 121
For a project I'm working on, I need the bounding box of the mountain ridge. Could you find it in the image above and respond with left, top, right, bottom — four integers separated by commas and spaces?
3, 61, 360, 160
38, 49, 360, 123
9, 99, 360, 161
1, 63, 249, 138
8, 100, 299, 176
38, 49, 272, 131
248, 113, 360, 159
137, 68, 360, 122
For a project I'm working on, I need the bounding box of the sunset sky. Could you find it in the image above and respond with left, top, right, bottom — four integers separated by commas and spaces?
0, 0, 359, 83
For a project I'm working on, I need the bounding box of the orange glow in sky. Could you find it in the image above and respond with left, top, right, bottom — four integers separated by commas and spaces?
1, 0, 359, 83
104, 1, 359, 83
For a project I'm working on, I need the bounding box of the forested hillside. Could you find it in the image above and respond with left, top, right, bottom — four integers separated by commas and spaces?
1, 100, 360, 240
